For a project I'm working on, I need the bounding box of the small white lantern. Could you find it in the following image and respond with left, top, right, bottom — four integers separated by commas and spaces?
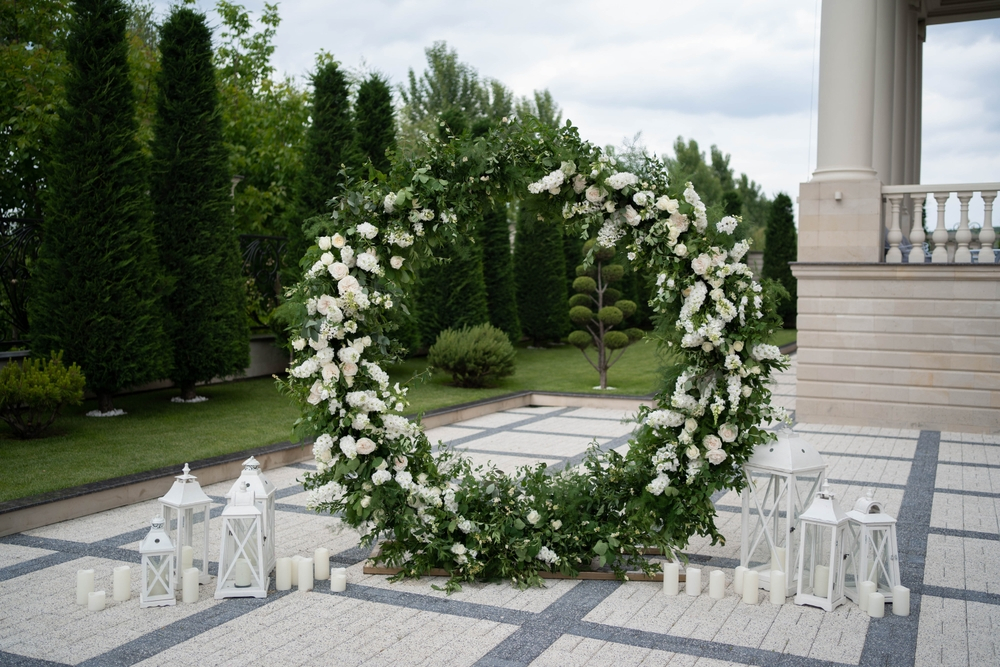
139, 517, 176, 608
741, 428, 827, 595
215, 485, 268, 599
159, 463, 213, 586
227, 456, 276, 576
845, 491, 901, 604
794, 481, 852, 612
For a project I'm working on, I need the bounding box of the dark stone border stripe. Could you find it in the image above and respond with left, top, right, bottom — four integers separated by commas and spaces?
922, 584, 1000, 607
928, 526, 999, 542
934, 487, 1000, 499
938, 460, 1000, 470
940, 439, 1000, 447
0, 551, 77, 583
796, 429, 920, 442
820, 451, 915, 463
0, 652, 69, 667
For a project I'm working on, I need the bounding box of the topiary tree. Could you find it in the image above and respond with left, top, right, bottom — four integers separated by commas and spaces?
354, 72, 395, 174
514, 197, 568, 345
567, 239, 644, 389
762, 192, 797, 329
150, 5, 250, 401
478, 205, 520, 343
31, 0, 170, 414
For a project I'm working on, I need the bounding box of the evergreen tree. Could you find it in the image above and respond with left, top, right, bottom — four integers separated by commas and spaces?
150, 6, 249, 401
478, 205, 520, 342
415, 243, 490, 348
31, 0, 169, 413
514, 199, 567, 345
762, 193, 798, 329
354, 72, 395, 174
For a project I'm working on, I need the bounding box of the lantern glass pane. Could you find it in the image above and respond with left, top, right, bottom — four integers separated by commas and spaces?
744, 471, 795, 574
147, 555, 170, 596
801, 523, 835, 597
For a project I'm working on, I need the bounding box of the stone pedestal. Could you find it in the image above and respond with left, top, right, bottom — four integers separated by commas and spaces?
798, 179, 884, 264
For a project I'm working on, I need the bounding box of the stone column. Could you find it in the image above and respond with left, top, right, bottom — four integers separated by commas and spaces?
872, 0, 897, 186
813, 0, 879, 181
891, 0, 909, 186
914, 21, 924, 184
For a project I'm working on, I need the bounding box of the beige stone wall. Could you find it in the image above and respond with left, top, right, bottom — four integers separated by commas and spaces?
798, 179, 884, 263
792, 263, 1000, 433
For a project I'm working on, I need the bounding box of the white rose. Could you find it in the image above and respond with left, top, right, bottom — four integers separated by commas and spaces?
718, 423, 738, 443
585, 185, 605, 204
674, 244, 687, 257
394, 456, 408, 471
320, 252, 335, 266
572, 174, 587, 193
685, 445, 700, 460
624, 205, 641, 226
321, 363, 340, 383
390, 256, 404, 270
684, 418, 698, 432
691, 253, 712, 275
733, 340, 744, 352
356, 437, 376, 455
527, 510, 541, 525
551, 520, 562, 530
339, 435, 357, 459
383, 193, 395, 213
338, 346, 360, 363
707, 449, 728, 465
329, 263, 350, 280
291, 338, 306, 351
332, 233, 346, 249
655, 195, 671, 211
318, 236, 332, 251
702, 342, 714, 352
371, 470, 391, 486
341, 361, 358, 377
360, 496, 371, 508
337, 275, 361, 295
703, 434, 723, 450
450, 543, 467, 556
742, 385, 753, 397
633, 191, 648, 207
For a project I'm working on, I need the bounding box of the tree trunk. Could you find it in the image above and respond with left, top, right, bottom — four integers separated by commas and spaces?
180, 382, 197, 401
96, 391, 115, 413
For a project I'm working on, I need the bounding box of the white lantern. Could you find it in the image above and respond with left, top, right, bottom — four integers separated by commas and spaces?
215, 485, 268, 599
139, 517, 176, 608
159, 463, 213, 586
741, 428, 826, 595
227, 456, 276, 575
794, 481, 852, 612
845, 492, 901, 604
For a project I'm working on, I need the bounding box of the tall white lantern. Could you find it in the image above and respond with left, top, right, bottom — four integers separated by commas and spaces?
794, 481, 853, 612
139, 517, 176, 608
227, 456, 276, 575
741, 428, 827, 595
159, 463, 213, 586
215, 486, 268, 599
846, 492, 901, 604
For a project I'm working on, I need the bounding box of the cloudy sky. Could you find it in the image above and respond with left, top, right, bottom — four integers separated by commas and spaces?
157, 1, 1000, 222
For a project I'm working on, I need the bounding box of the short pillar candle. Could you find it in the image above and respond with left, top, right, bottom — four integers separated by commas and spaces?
859, 580, 876, 611
663, 562, 679, 595
77, 569, 95, 605
892, 585, 910, 617
709, 570, 726, 599
290, 555, 303, 586
182, 545, 194, 571
113, 566, 131, 602
182, 567, 199, 604
868, 592, 885, 618
275, 557, 292, 591
88, 590, 105, 612
298, 557, 314, 591
331, 572, 347, 592
769, 571, 786, 605
742, 570, 759, 605
314, 548, 330, 580
813, 564, 830, 594
685, 568, 702, 596
734, 566, 747, 593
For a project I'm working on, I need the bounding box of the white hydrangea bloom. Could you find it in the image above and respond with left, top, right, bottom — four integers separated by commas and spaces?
606, 172, 638, 190
536, 546, 559, 565
716, 216, 738, 235
357, 222, 378, 239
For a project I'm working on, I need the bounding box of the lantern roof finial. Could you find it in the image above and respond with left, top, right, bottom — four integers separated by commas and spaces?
159, 464, 212, 508
745, 429, 826, 474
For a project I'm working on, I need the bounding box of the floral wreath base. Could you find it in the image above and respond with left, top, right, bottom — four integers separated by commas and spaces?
281, 118, 789, 591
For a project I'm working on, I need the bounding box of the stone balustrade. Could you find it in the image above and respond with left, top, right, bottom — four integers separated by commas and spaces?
883, 183, 998, 264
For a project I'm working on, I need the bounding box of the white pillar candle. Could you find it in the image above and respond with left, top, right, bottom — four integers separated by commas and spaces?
868, 591, 885, 618
290, 555, 303, 586
859, 580, 877, 610
182, 567, 199, 603
662, 562, 679, 595
742, 570, 759, 605
88, 590, 105, 611
769, 547, 786, 572
77, 569, 95, 605
298, 557, 314, 591
331, 566, 346, 577
314, 548, 330, 580
733, 566, 747, 593
813, 564, 830, 596
769, 570, 786, 605
709, 570, 726, 599
330, 573, 347, 592
113, 566, 131, 602
275, 557, 292, 591
685, 568, 702, 596
181, 545, 194, 571
892, 585, 910, 617
234, 558, 252, 588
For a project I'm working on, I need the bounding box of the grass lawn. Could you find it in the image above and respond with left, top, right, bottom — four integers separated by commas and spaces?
1, 329, 795, 502
771, 328, 797, 348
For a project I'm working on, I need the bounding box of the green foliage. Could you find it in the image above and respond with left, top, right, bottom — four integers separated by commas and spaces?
514, 198, 569, 344
569, 306, 593, 325
572, 276, 596, 294
215, 1, 309, 236
427, 324, 516, 388
0, 352, 85, 438
567, 329, 591, 349
415, 241, 491, 350
597, 306, 623, 326
615, 299, 637, 318
603, 330, 629, 350
354, 72, 396, 174
762, 193, 798, 328
478, 205, 521, 343
31, 0, 170, 412
150, 5, 249, 399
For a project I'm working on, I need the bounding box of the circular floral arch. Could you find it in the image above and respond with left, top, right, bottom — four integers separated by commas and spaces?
282, 119, 789, 590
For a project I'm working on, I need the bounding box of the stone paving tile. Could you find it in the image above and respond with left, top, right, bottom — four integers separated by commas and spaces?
458, 431, 606, 459
515, 416, 634, 439
930, 493, 1000, 534
938, 442, 1000, 466
425, 425, 485, 444
924, 534, 1000, 594
530, 635, 665, 667
915, 595, 975, 667
506, 406, 563, 415
935, 465, 1000, 494
457, 411, 538, 429
941, 432, 1000, 445
561, 407, 637, 421
0, 542, 53, 569
461, 451, 566, 476
22, 496, 167, 544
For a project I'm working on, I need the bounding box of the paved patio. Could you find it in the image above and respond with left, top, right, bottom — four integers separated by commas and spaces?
1, 355, 998, 666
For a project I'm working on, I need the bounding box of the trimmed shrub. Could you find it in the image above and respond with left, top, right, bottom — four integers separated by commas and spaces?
0, 352, 85, 438
428, 324, 516, 388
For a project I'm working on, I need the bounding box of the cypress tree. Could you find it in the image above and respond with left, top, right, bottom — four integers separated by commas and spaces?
415, 242, 490, 348
762, 192, 798, 329
354, 73, 395, 174
31, 0, 170, 413
514, 199, 567, 345
150, 6, 249, 401
478, 205, 520, 343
